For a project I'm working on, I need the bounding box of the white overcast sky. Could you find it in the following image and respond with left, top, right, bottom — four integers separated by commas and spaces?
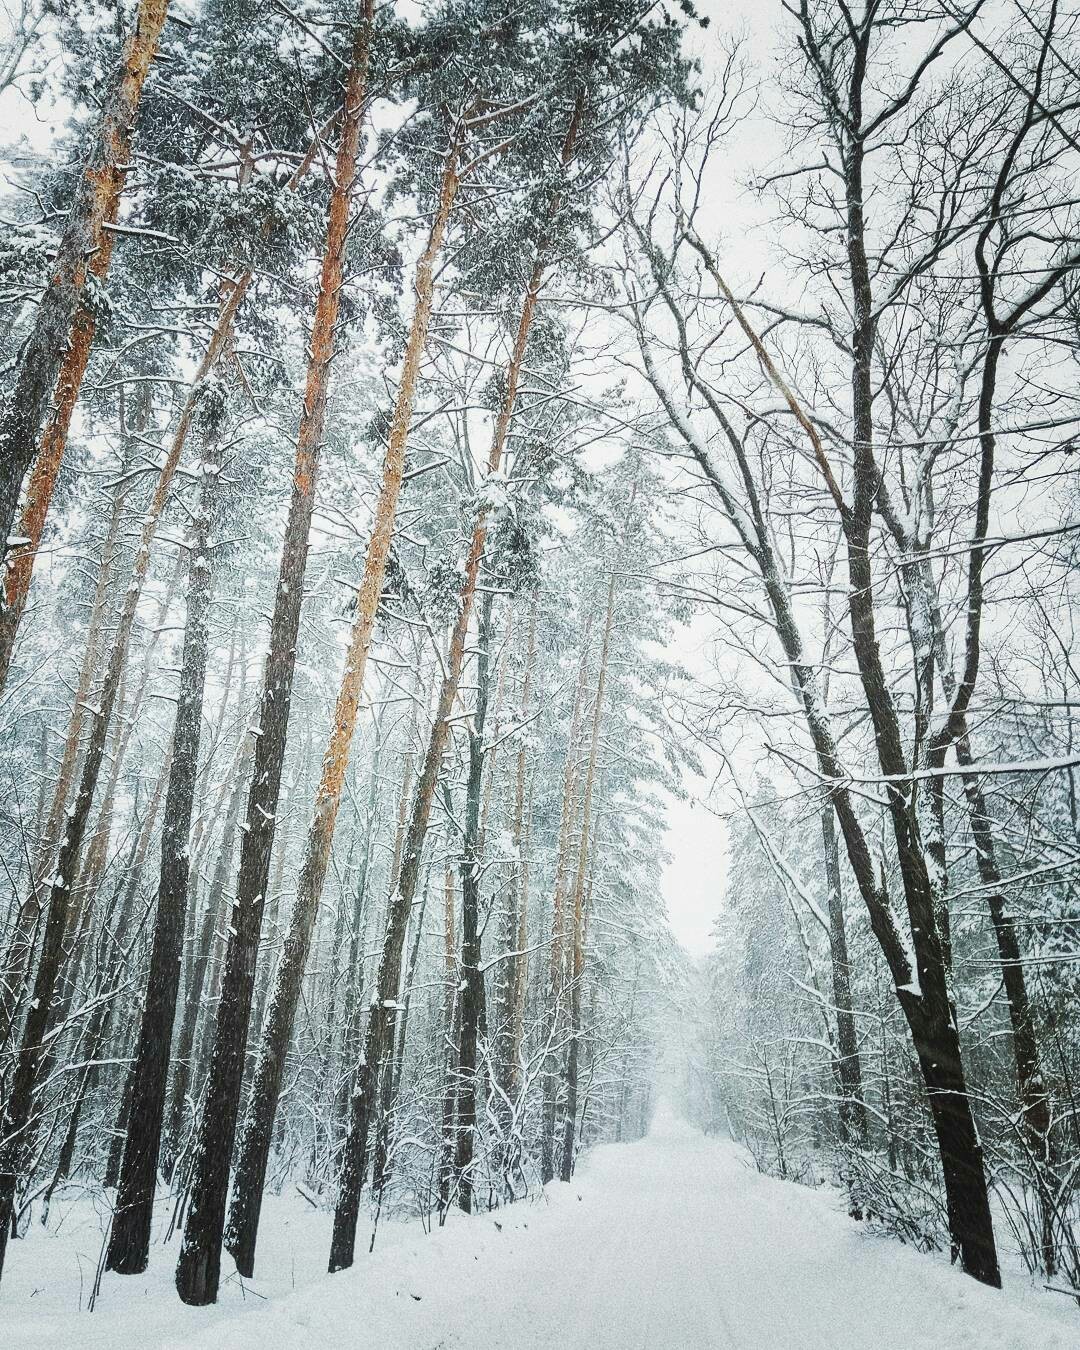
654, 1, 783, 957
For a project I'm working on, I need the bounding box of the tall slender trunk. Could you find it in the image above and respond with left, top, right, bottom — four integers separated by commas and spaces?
329, 102, 583, 1260
39, 421, 134, 865
186, 625, 243, 881
161, 732, 251, 1183
313, 837, 357, 1168
373, 862, 432, 1195
542, 620, 592, 1182
175, 14, 380, 1304
454, 593, 495, 1211
561, 569, 616, 1182
0, 454, 127, 1048
325, 209, 464, 1253
439, 864, 459, 1215
333, 732, 383, 1140
0, 0, 170, 656
494, 602, 535, 1150
89, 742, 174, 1159
44, 836, 147, 1203
245, 760, 301, 1080
108, 417, 226, 1274
30, 671, 130, 1090
105, 1042, 137, 1190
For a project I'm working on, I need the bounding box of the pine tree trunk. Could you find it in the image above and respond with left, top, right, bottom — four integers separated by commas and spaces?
325, 112, 474, 1273
498, 601, 535, 1120
0, 457, 127, 1048
107, 422, 225, 1274
455, 593, 495, 1211
488, 621, 523, 1117
95, 738, 175, 1125
175, 14, 380, 1303
161, 733, 251, 1183
28, 672, 131, 1100
105, 1047, 136, 1190
439, 865, 459, 1216
0, 280, 110, 693
0, 0, 169, 646
333, 737, 383, 1141
36, 421, 132, 872
372, 863, 432, 1196
43, 851, 144, 1206
542, 619, 592, 1182
561, 567, 616, 1182
248, 773, 294, 1061
186, 625, 243, 879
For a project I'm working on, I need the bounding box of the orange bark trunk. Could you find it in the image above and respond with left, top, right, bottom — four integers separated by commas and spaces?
0, 87, 333, 691
0, 0, 170, 688
226, 108, 467, 1274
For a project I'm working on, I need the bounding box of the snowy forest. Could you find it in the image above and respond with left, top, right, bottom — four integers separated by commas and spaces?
1, 0, 1080, 1346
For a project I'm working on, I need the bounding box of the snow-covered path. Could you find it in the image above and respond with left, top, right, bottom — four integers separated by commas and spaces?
5, 1107, 1075, 1348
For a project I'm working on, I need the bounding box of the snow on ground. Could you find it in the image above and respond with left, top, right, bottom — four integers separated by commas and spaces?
3, 1106, 1076, 1349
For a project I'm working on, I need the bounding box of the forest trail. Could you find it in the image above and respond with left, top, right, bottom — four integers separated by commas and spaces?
8, 1103, 1071, 1350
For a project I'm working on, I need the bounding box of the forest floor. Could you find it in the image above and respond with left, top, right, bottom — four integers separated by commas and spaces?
2, 1106, 1076, 1348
